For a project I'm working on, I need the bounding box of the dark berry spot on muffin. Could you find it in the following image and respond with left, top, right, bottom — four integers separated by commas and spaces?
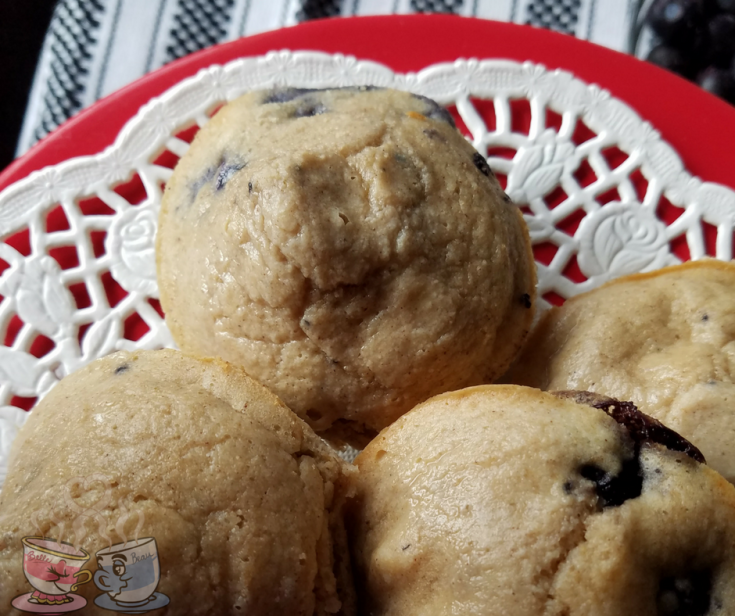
580, 458, 642, 508
402, 544, 411, 551
563, 481, 574, 494
423, 128, 446, 142
248, 182, 253, 193
702, 313, 709, 321
553, 391, 705, 464
554, 391, 705, 509
114, 364, 130, 375
521, 293, 532, 309
294, 101, 328, 118
657, 570, 711, 616
593, 398, 705, 464
503, 193, 512, 203
263, 86, 381, 107
472, 152, 493, 178
215, 160, 246, 191
411, 94, 457, 128
302, 319, 311, 328
262, 88, 318, 104
187, 166, 216, 204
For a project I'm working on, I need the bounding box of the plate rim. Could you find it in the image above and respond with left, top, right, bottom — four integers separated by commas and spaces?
1, 50, 734, 239
3, 14, 735, 193
1, 45, 735, 488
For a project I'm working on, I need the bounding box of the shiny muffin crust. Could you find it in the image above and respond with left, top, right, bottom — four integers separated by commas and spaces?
504, 260, 735, 483
157, 87, 536, 446
0, 350, 355, 616
349, 385, 735, 616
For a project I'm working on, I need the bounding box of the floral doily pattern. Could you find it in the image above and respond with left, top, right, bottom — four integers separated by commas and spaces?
0, 51, 733, 487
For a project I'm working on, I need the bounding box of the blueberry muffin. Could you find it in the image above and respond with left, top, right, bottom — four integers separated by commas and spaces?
504, 260, 735, 483
0, 350, 354, 616
349, 385, 735, 615
157, 87, 536, 445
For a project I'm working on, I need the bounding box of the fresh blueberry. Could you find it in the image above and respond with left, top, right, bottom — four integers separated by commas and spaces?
657, 571, 712, 616
646, 0, 704, 44
647, 44, 696, 78
697, 0, 721, 15
686, 23, 714, 63
697, 66, 735, 104
707, 13, 735, 66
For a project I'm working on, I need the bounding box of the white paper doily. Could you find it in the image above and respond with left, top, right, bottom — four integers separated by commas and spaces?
1, 50, 734, 487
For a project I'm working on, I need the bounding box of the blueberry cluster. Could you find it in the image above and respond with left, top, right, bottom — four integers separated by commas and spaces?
645, 0, 735, 105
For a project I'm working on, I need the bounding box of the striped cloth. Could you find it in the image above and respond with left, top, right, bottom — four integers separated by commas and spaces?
17, 0, 641, 156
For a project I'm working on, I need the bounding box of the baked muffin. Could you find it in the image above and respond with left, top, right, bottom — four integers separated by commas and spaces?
504, 260, 735, 483
0, 350, 354, 616
157, 87, 536, 445
349, 385, 735, 616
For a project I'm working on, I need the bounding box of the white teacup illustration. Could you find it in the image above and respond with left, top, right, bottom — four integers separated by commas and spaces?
21, 537, 92, 603
94, 538, 161, 607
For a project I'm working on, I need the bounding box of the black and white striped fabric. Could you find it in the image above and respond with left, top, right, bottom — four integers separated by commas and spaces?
17, 0, 638, 155
525, 0, 582, 35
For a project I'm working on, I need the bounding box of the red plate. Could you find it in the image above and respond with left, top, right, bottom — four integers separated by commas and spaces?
2, 14, 735, 193
0, 14, 733, 417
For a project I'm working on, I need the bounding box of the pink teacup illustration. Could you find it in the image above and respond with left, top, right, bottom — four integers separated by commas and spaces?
20, 537, 92, 604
